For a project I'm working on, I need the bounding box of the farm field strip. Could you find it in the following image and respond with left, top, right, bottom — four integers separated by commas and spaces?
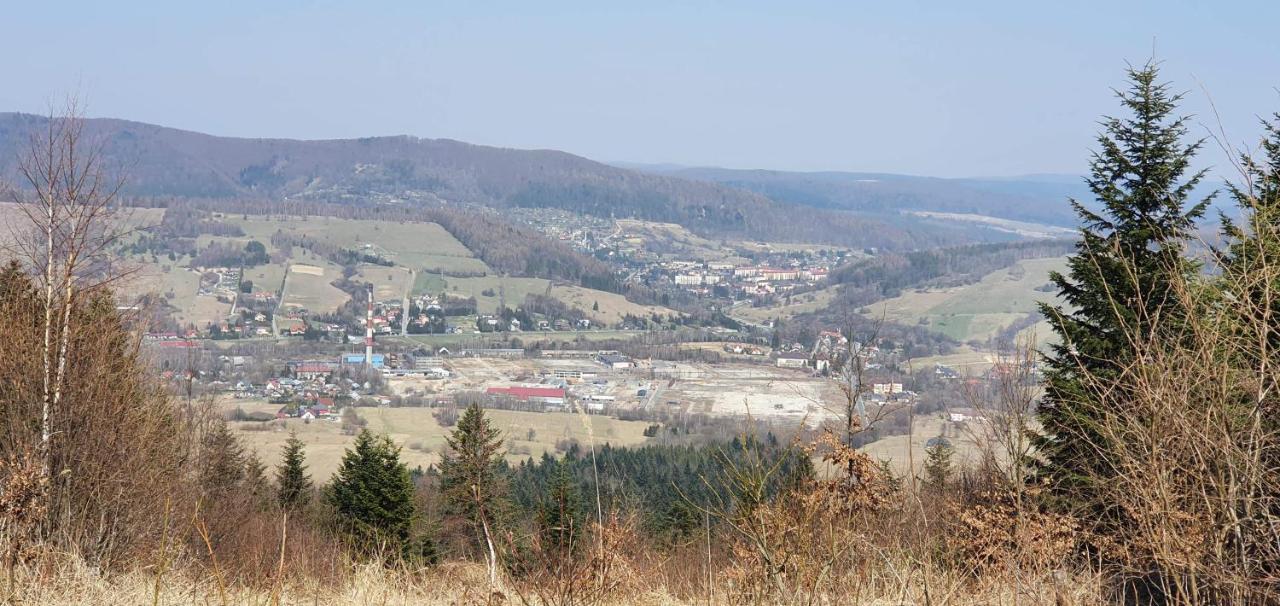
732, 287, 837, 324
224, 215, 485, 272
864, 256, 1068, 342
281, 258, 348, 313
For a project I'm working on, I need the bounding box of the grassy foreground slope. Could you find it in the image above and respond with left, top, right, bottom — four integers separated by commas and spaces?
8, 559, 1102, 605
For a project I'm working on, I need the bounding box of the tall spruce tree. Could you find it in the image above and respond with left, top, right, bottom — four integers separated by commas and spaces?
1221, 115, 1280, 318
327, 430, 416, 555
440, 403, 507, 557
1219, 115, 1280, 426
1036, 62, 1211, 508
922, 441, 954, 494
199, 419, 246, 502
537, 457, 586, 555
243, 451, 271, 508
276, 431, 313, 510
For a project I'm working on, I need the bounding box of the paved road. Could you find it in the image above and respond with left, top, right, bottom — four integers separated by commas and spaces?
642, 372, 664, 410
272, 265, 290, 336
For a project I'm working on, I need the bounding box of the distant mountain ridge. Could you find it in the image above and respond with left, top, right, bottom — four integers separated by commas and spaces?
0, 112, 1081, 249
626, 164, 1089, 227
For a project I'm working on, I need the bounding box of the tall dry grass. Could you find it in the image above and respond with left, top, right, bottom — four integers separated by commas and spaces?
0, 548, 1102, 605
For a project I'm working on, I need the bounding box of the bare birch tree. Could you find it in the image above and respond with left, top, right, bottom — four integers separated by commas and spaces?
3, 101, 127, 479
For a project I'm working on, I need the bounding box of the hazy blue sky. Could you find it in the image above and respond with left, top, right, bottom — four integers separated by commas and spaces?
3, 1, 1278, 177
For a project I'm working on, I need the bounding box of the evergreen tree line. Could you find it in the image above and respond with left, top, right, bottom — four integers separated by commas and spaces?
1029, 61, 1280, 602
244, 404, 809, 571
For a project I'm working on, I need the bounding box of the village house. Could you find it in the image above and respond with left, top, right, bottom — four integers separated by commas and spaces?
760, 268, 801, 281
293, 361, 337, 379
775, 352, 809, 368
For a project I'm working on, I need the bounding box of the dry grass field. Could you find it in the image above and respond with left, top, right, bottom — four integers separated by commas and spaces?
909, 345, 1000, 374
731, 287, 837, 324
6, 558, 1101, 606
864, 256, 1067, 342
443, 276, 552, 313
125, 261, 233, 327
281, 261, 349, 313
860, 414, 986, 476
436, 276, 680, 323
0, 203, 167, 249
228, 404, 654, 481
225, 215, 488, 274
241, 261, 288, 295
551, 284, 677, 324
356, 264, 413, 301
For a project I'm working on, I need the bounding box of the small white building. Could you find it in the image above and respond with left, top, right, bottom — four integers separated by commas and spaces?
775, 353, 808, 368
873, 383, 905, 395
598, 354, 633, 370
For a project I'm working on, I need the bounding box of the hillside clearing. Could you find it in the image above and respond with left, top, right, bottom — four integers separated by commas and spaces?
126, 260, 232, 327
282, 260, 348, 313
224, 215, 487, 273
732, 287, 837, 324
357, 264, 413, 301
551, 284, 677, 324
863, 256, 1067, 342
443, 276, 552, 313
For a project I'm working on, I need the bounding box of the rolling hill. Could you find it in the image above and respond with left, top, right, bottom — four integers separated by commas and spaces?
629, 165, 1230, 231
0, 112, 961, 251
0, 112, 1059, 249
642, 166, 1084, 226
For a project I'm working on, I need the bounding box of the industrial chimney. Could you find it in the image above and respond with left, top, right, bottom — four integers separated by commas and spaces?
365, 285, 374, 368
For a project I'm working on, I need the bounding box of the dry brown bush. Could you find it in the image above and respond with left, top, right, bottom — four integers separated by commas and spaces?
0, 270, 191, 567
946, 485, 1078, 579
694, 421, 1093, 605
1059, 259, 1280, 603
507, 511, 647, 606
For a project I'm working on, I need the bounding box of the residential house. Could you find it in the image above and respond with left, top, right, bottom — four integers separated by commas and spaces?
775, 352, 809, 368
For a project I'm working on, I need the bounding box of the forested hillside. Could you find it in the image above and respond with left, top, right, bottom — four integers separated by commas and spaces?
0, 113, 993, 251
646, 166, 1084, 225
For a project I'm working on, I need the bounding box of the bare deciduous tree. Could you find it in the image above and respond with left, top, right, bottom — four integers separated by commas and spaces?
3, 101, 128, 479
